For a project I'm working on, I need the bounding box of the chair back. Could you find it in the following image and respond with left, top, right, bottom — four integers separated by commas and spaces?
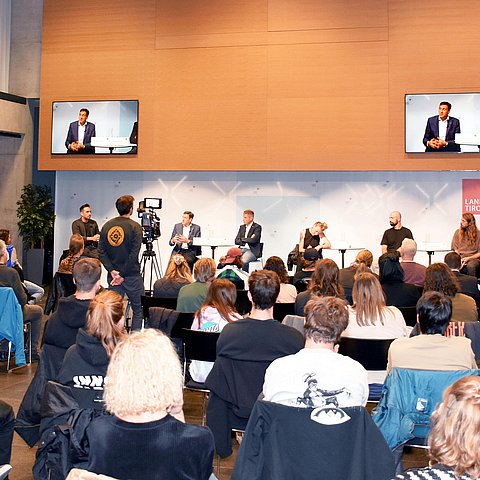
141, 295, 177, 321
170, 312, 195, 338
337, 337, 394, 371
181, 328, 220, 362
398, 306, 417, 327
44, 272, 76, 315
257, 242, 264, 258
273, 303, 295, 322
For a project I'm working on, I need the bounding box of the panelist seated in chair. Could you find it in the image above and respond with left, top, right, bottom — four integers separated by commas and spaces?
153, 254, 192, 298
86, 329, 215, 480
263, 296, 368, 408
393, 375, 480, 480
0, 239, 42, 361
234, 209, 262, 273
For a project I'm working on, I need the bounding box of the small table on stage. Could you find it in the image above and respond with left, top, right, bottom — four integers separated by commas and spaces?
91, 136, 136, 154
417, 245, 451, 265
332, 245, 365, 268
193, 238, 234, 260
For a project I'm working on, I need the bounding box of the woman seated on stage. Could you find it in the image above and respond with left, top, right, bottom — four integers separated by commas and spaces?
394, 375, 480, 480
216, 247, 249, 289
297, 221, 331, 265
264, 256, 297, 303
189, 278, 242, 382
58, 234, 84, 274
295, 258, 345, 315
423, 262, 478, 323
342, 272, 408, 387
56, 289, 126, 409
379, 252, 421, 308
153, 254, 192, 298
86, 329, 215, 480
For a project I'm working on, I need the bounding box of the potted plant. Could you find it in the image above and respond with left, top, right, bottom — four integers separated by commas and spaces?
16, 184, 55, 284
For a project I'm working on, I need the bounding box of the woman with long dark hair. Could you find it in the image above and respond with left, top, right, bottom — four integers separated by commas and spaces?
264, 256, 297, 303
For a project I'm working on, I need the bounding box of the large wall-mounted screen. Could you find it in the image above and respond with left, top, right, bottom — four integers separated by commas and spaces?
51, 100, 138, 155
405, 93, 480, 154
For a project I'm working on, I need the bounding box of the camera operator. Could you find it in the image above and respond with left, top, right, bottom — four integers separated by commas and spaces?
98, 195, 144, 331
169, 211, 201, 271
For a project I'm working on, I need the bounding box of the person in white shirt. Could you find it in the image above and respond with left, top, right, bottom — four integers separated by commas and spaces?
263, 296, 368, 408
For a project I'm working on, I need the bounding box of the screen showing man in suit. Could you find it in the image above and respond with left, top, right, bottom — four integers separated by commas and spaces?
65, 108, 96, 154
423, 101, 461, 152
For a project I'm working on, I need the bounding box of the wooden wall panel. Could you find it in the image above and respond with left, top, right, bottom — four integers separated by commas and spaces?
268, 0, 388, 31
38, 0, 480, 171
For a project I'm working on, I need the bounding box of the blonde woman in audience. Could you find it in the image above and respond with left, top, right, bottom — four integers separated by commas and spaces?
86, 329, 215, 480
393, 375, 480, 480
153, 254, 192, 298
190, 278, 242, 382
58, 234, 84, 274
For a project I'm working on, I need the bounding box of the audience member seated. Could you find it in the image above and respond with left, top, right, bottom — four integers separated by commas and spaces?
189, 278, 242, 383
399, 238, 426, 287
451, 212, 480, 277
216, 247, 249, 289
393, 376, 480, 480
387, 291, 476, 372
423, 262, 478, 323
0, 229, 44, 304
0, 239, 42, 360
176, 257, 216, 313
86, 329, 215, 480
153, 254, 192, 298
0, 400, 14, 467
43, 258, 102, 355
15, 258, 102, 447
338, 249, 377, 304
292, 248, 318, 292
205, 270, 304, 457
379, 252, 421, 308
263, 296, 368, 408
342, 272, 408, 385
295, 258, 345, 316
264, 256, 297, 303
56, 290, 126, 409
57, 234, 84, 274
444, 251, 480, 306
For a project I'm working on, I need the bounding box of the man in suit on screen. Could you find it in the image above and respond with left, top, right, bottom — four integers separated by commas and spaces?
65, 108, 96, 154
423, 101, 461, 152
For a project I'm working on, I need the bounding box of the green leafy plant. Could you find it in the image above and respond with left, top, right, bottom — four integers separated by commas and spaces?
16, 184, 55, 249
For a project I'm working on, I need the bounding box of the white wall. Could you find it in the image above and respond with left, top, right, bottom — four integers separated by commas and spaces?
55, 170, 477, 283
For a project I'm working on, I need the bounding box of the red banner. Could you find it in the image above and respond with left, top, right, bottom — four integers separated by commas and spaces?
462, 179, 480, 215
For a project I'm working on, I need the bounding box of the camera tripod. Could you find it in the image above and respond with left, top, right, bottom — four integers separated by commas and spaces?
141, 240, 163, 294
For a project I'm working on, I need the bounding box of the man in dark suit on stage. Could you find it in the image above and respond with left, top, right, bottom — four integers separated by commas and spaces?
65, 108, 96, 154
235, 209, 262, 272
444, 252, 480, 306
169, 211, 201, 270
423, 101, 461, 152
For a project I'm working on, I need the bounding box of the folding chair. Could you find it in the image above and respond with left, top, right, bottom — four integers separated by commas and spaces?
273, 303, 295, 322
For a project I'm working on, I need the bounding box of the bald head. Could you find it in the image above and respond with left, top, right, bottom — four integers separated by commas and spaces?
389, 211, 402, 228
400, 238, 417, 260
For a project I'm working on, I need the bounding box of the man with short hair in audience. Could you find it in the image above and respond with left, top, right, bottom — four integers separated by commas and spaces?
399, 238, 426, 287
263, 296, 368, 408
444, 251, 480, 305
205, 270, 304, 457
387, 291, 476, 371
0, 240, 43, 361
43, 258, 102, 354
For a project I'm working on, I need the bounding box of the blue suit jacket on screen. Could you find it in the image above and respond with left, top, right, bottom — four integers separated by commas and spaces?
422, 115, 460, 152
65, 121, 96, 153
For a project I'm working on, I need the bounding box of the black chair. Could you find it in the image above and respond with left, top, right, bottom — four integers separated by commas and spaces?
397, 306, 417, 327
141, 295, 178, 323
181, 328, 220, 425
171, 312, 196, 338
44, 272, 76, 315
273, 303, 295, 322
338, 337, 395, 402
235, 289, 252, 315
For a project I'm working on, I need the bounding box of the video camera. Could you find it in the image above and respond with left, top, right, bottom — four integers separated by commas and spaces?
137, 197, 162, 245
